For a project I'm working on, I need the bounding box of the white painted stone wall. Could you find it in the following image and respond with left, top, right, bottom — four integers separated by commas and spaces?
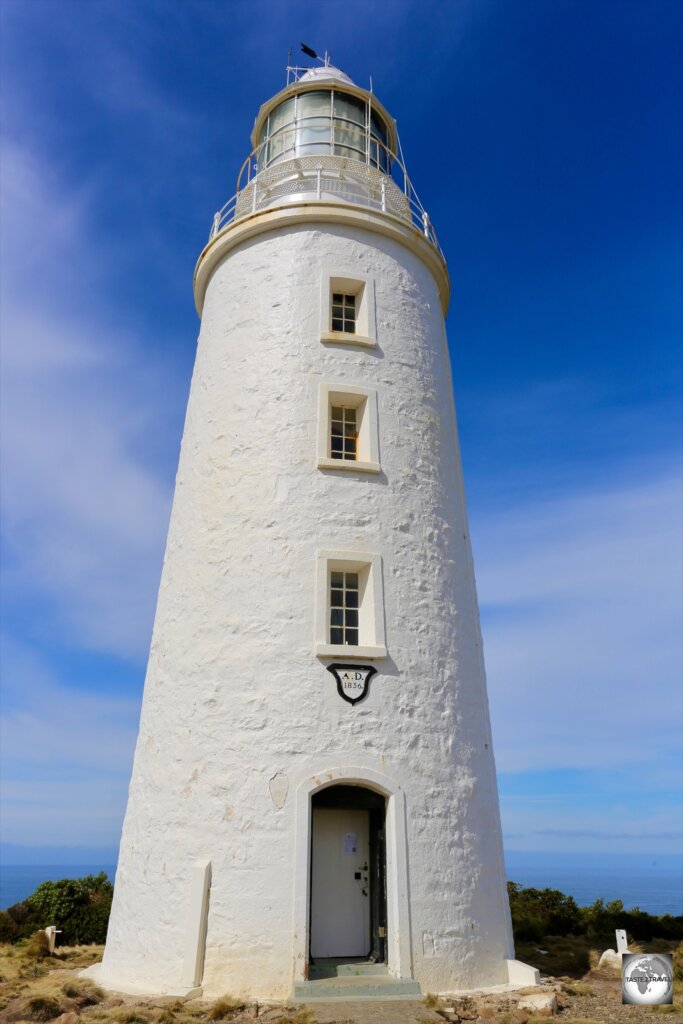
97, 220, 514, 999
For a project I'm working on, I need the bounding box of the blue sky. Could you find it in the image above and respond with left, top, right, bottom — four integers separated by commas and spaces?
0, 0, 681, 864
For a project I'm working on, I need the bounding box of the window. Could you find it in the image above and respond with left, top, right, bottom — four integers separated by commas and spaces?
315, 551, 387, 659
331, 292, 356, 334
330, 404, 357, 461
330, 570, 359, 645
317, 383, 380, 474
320, 274, 376, 348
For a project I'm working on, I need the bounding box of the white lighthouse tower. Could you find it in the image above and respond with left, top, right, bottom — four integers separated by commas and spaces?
89, 55, 535, 1002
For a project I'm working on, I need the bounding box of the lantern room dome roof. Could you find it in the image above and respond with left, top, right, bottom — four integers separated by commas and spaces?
298, 65, 355, 86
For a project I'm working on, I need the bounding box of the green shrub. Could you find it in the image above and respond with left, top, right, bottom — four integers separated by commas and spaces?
26, 872, 113, 945
582, 898, 683, 943
507, 881, 583, 937
507, 882, 683, 945
0, 899, 43, 942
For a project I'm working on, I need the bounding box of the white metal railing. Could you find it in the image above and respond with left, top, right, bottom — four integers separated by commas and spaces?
207, 132, 444, 261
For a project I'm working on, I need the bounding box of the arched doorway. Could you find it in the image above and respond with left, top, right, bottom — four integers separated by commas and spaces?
310, 784, 387, 965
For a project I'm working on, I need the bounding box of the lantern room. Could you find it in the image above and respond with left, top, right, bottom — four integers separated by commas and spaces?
252, 65, 395, 173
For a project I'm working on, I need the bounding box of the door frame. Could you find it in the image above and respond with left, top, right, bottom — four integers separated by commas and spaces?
292, 765, 413, 983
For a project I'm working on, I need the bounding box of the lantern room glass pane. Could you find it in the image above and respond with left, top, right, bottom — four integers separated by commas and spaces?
269, 97, 295, 133
297, 90, 331, 117
334, 93, 366, 126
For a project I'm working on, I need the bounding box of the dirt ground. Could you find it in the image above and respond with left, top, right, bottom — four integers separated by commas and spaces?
0, 945, 680, 1024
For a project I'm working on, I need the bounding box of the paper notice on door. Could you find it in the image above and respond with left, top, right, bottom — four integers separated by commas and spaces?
343, 832, 358, 855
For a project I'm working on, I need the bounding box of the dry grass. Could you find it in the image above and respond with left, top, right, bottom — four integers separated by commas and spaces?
561, 981, 594, 996
61, 981, 105, 1007
285, 1011, 316, 1024
205, 996, 243, 1021
24, 995, 66, 1021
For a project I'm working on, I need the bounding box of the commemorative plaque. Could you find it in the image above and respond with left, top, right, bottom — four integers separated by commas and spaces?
326, 663, 377, 705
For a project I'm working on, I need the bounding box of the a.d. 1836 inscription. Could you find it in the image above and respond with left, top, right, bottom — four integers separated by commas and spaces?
326, 664, 377, 706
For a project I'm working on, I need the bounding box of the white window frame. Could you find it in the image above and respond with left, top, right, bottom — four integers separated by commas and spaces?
317, 382, 380, 474
320, 272, 377, 348
315, 550, 387, 659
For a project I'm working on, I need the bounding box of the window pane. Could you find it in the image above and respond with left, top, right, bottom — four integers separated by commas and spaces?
346, 590, 358, 609
331, 317, 343, 331
331, 588, 344, 606
345, 573, 359, 588
344, 438, 356, 455
334, 93, 366, 126
346, 610, 359, 628
344, 294, 355, 308
331, 407, 343, 420
331, 627, 343, 645
332, 293, 343, 303
345, 628, 359, 645
331, 572, 344, 586
344, 409, 357, 427
269, 97, 295, 133
298, 90, 331, 118
331, 608, 343, 626
344, 322, 356, 334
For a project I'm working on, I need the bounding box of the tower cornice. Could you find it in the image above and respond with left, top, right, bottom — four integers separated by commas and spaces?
193, 202, 451, 317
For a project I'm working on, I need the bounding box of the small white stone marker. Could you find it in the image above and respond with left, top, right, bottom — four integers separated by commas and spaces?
616, 928, 629, 953
44, 926, 61, 953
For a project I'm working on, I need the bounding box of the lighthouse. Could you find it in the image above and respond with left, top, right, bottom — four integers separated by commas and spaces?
87, 55, 536, 1002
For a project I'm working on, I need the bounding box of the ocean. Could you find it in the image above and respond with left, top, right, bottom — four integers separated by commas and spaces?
0, 865, 117, 912
1, 853, 681, 915
504, 851, 683, 917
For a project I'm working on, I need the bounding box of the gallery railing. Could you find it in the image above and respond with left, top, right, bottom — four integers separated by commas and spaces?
207, 130, 443, 261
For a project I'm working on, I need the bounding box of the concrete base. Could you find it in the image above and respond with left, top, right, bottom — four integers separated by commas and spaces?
79, 963, 202, 1000
506, 958, 541, 987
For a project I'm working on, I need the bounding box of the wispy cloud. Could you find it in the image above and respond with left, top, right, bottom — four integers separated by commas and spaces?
0, 142, 175, 658
476, 467, 682, 777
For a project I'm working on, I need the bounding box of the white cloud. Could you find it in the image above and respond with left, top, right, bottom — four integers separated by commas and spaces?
0, 637, 139, 775
0, 142, 176, 658
0, 637, 139, 846
475, 469, 683, 774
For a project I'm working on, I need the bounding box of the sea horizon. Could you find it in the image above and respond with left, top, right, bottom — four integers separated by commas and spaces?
1, 850, 681, 916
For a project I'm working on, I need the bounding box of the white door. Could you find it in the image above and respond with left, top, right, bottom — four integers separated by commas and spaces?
310, 807, 370, 958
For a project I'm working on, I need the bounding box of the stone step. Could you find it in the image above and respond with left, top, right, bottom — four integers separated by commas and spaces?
334, 963, 390, 977
291, 976, 422, 1002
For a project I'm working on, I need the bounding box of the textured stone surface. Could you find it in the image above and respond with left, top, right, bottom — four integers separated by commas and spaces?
99, 220, 513, 999
518, 991, 558, 1014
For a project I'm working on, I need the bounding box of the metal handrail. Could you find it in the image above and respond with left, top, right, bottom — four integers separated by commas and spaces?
207, 131, 444, 262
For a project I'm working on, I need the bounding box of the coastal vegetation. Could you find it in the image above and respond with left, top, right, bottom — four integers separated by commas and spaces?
0, 874, 112, 946
507, 881, 683, 980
